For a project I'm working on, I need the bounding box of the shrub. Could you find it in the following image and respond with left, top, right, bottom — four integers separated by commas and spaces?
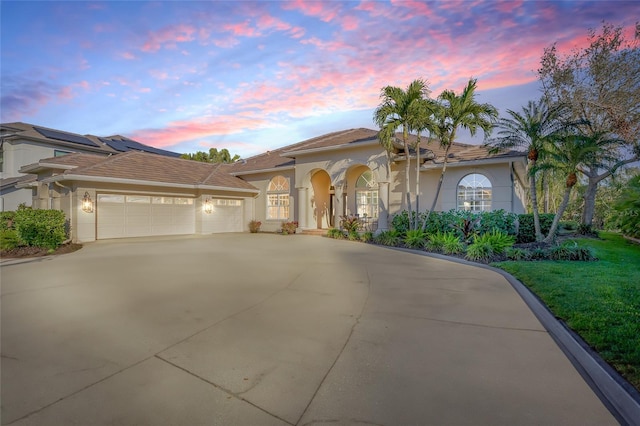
561, 221, 578, 231
248, 220, 261, 233
477, 210, 518, 235
340, 215, 361, 233
14, 209, 66, 249
442, 233, 464, 255
529, 248, 548, 260
608, 175, 640, 238
391, 211, 426, 235
516, 213, 555, 243
451, 212, 482, 242
548, 241, 598, 261
347, 230, 360, 241
327, 228, 345, 239
426, 231, 452, 253
0, 229, 23, 250
465, 241, 494, 262
375, 230, 402, 246
476, 229, 515, 255
280, 221, 298, 235
1, 211, 16, 231
404, 229, 427, 249
505, 247, 529, 260
360, 231, 374, 243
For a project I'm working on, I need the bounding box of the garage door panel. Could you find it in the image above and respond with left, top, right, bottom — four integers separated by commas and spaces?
205, 199, 243, 233
97, 194, 195, 240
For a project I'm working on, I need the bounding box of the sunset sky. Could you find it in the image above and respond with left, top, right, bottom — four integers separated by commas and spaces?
2, 1, 638, 158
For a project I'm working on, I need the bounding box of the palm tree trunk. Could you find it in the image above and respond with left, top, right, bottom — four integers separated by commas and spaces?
544, 185, 572, 244
529, 164, 543, 242
415, 136, 421, 230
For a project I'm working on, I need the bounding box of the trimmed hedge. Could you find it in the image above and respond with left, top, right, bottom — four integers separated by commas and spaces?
13, 209, 67, 249
516, 213, 555, 243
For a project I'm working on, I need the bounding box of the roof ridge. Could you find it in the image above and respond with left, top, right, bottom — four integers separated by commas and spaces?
199, 162, 224, 185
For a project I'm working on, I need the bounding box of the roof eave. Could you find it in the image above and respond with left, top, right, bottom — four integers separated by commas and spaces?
42, 174, 259, 194
19, 162, 78, 173
420, 154, 526, 171
230, 165, 295, 177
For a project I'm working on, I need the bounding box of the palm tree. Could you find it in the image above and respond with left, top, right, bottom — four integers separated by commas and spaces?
484, 98, 566, 241
542, 131, 617, 243
426, 79, 498, 222
374, 79, 430, 224
407, 97, 439, 229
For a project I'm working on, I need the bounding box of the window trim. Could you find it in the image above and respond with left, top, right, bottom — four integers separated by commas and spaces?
266, 175, 290, 220
457, 173, 492, 212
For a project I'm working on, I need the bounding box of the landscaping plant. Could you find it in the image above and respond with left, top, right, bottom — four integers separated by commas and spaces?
404, 229, 427, 249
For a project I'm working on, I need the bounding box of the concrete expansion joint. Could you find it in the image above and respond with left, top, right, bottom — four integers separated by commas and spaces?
154, 354, 295, 426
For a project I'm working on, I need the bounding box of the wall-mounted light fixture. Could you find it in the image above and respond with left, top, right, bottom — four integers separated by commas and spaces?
203, 198, 213, 214
81, 191, 94, 213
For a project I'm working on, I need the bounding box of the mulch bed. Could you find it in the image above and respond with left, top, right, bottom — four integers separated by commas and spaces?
1, 242, 83, 259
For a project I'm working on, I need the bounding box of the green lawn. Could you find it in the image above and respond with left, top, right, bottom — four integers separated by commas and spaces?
493, 232, 640, 391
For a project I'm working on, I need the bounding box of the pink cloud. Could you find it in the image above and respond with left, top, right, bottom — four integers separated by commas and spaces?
130, 115, 270, 148
223, 21, 259, 37
120, 51, 136, 60
141, 24, 196, 52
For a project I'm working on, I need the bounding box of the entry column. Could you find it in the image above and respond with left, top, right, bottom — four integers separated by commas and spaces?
297, 187, 308, 229
377, 181, 390, 232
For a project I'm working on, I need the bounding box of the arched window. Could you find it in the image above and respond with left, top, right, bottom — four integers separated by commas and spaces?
457, 173, 492, 212
267, 175, 290, 219
355, 170, 378, 218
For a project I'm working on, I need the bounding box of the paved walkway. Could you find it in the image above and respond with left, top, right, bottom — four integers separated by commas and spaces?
1, 234, 616, 425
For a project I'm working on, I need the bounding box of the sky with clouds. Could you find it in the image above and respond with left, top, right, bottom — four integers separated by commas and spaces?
1, 1, 638, 158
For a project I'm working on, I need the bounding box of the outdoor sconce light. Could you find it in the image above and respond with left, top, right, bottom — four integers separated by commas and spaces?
203, 198, 213, 214
81, 191, 94, 213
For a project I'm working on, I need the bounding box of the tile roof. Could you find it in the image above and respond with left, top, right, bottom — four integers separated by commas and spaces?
37, 151, 257, 191
229, 128, 524, 174
228, 128, 378, 174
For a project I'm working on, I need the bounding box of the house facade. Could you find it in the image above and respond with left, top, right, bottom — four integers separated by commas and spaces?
7, 124, 528, 243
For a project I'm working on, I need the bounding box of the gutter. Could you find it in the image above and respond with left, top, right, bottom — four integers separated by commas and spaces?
230, 165, 295, 177
41, 174, 259, 194
420, 155, 526, 171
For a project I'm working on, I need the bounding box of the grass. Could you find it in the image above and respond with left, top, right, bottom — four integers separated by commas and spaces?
493, 232, 640, 391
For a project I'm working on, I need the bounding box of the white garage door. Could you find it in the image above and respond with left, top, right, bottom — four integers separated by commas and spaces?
97, 194, 195, 239
205, 198, 244, 233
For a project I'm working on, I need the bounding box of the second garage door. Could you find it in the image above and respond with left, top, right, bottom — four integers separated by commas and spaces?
97, 194, 195, 239
204, 198, 244, 233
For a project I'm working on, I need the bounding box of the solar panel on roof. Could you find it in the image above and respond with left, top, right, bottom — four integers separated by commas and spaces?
121, 139, 181, 157
99, 137, 129, 152
34, 127, 99, 147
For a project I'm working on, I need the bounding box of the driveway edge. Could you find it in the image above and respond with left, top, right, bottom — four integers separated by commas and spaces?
390, 247, 640, 426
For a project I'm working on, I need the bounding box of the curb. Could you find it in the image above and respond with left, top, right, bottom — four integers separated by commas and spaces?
391, 246, 640, 425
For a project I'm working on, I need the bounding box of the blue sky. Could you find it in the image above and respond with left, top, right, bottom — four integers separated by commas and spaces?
2, 1, 638, 158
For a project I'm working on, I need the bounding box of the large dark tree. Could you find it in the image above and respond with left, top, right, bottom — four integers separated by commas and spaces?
538, 21, 640, 229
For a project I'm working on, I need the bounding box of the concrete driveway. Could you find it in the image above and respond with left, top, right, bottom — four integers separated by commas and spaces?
1, 234, 615, 425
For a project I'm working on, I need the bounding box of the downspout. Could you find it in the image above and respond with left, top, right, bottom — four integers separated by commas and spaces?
510, 161, 514, 213
54, 181, 73, 244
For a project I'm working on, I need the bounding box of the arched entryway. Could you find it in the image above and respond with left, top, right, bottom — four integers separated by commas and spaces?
310, 169, 332, 229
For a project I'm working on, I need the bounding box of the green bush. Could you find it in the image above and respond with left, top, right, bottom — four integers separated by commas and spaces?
442, 233, 464, 255
1, 211, 16, 231
505, 247, 529, 260
548, 242, 598, 261
327, 228, 344, 239
360, 231, 374, 243
465, 241, 494, 262
375, 230, 402, 246
426, 231, 448, 252
404, 229, 427, 249
475, 229, 515, 255
477, 209, 518, 236
516, 213, 555, 243
0, 229, 23, 250
347, 230, 360, 241
14, 209, 66, 249
609, 175, 640, 238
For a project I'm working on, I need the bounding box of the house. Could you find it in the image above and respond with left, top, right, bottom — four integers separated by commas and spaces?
9, 124, 528, 242
0, 122, 180, 211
